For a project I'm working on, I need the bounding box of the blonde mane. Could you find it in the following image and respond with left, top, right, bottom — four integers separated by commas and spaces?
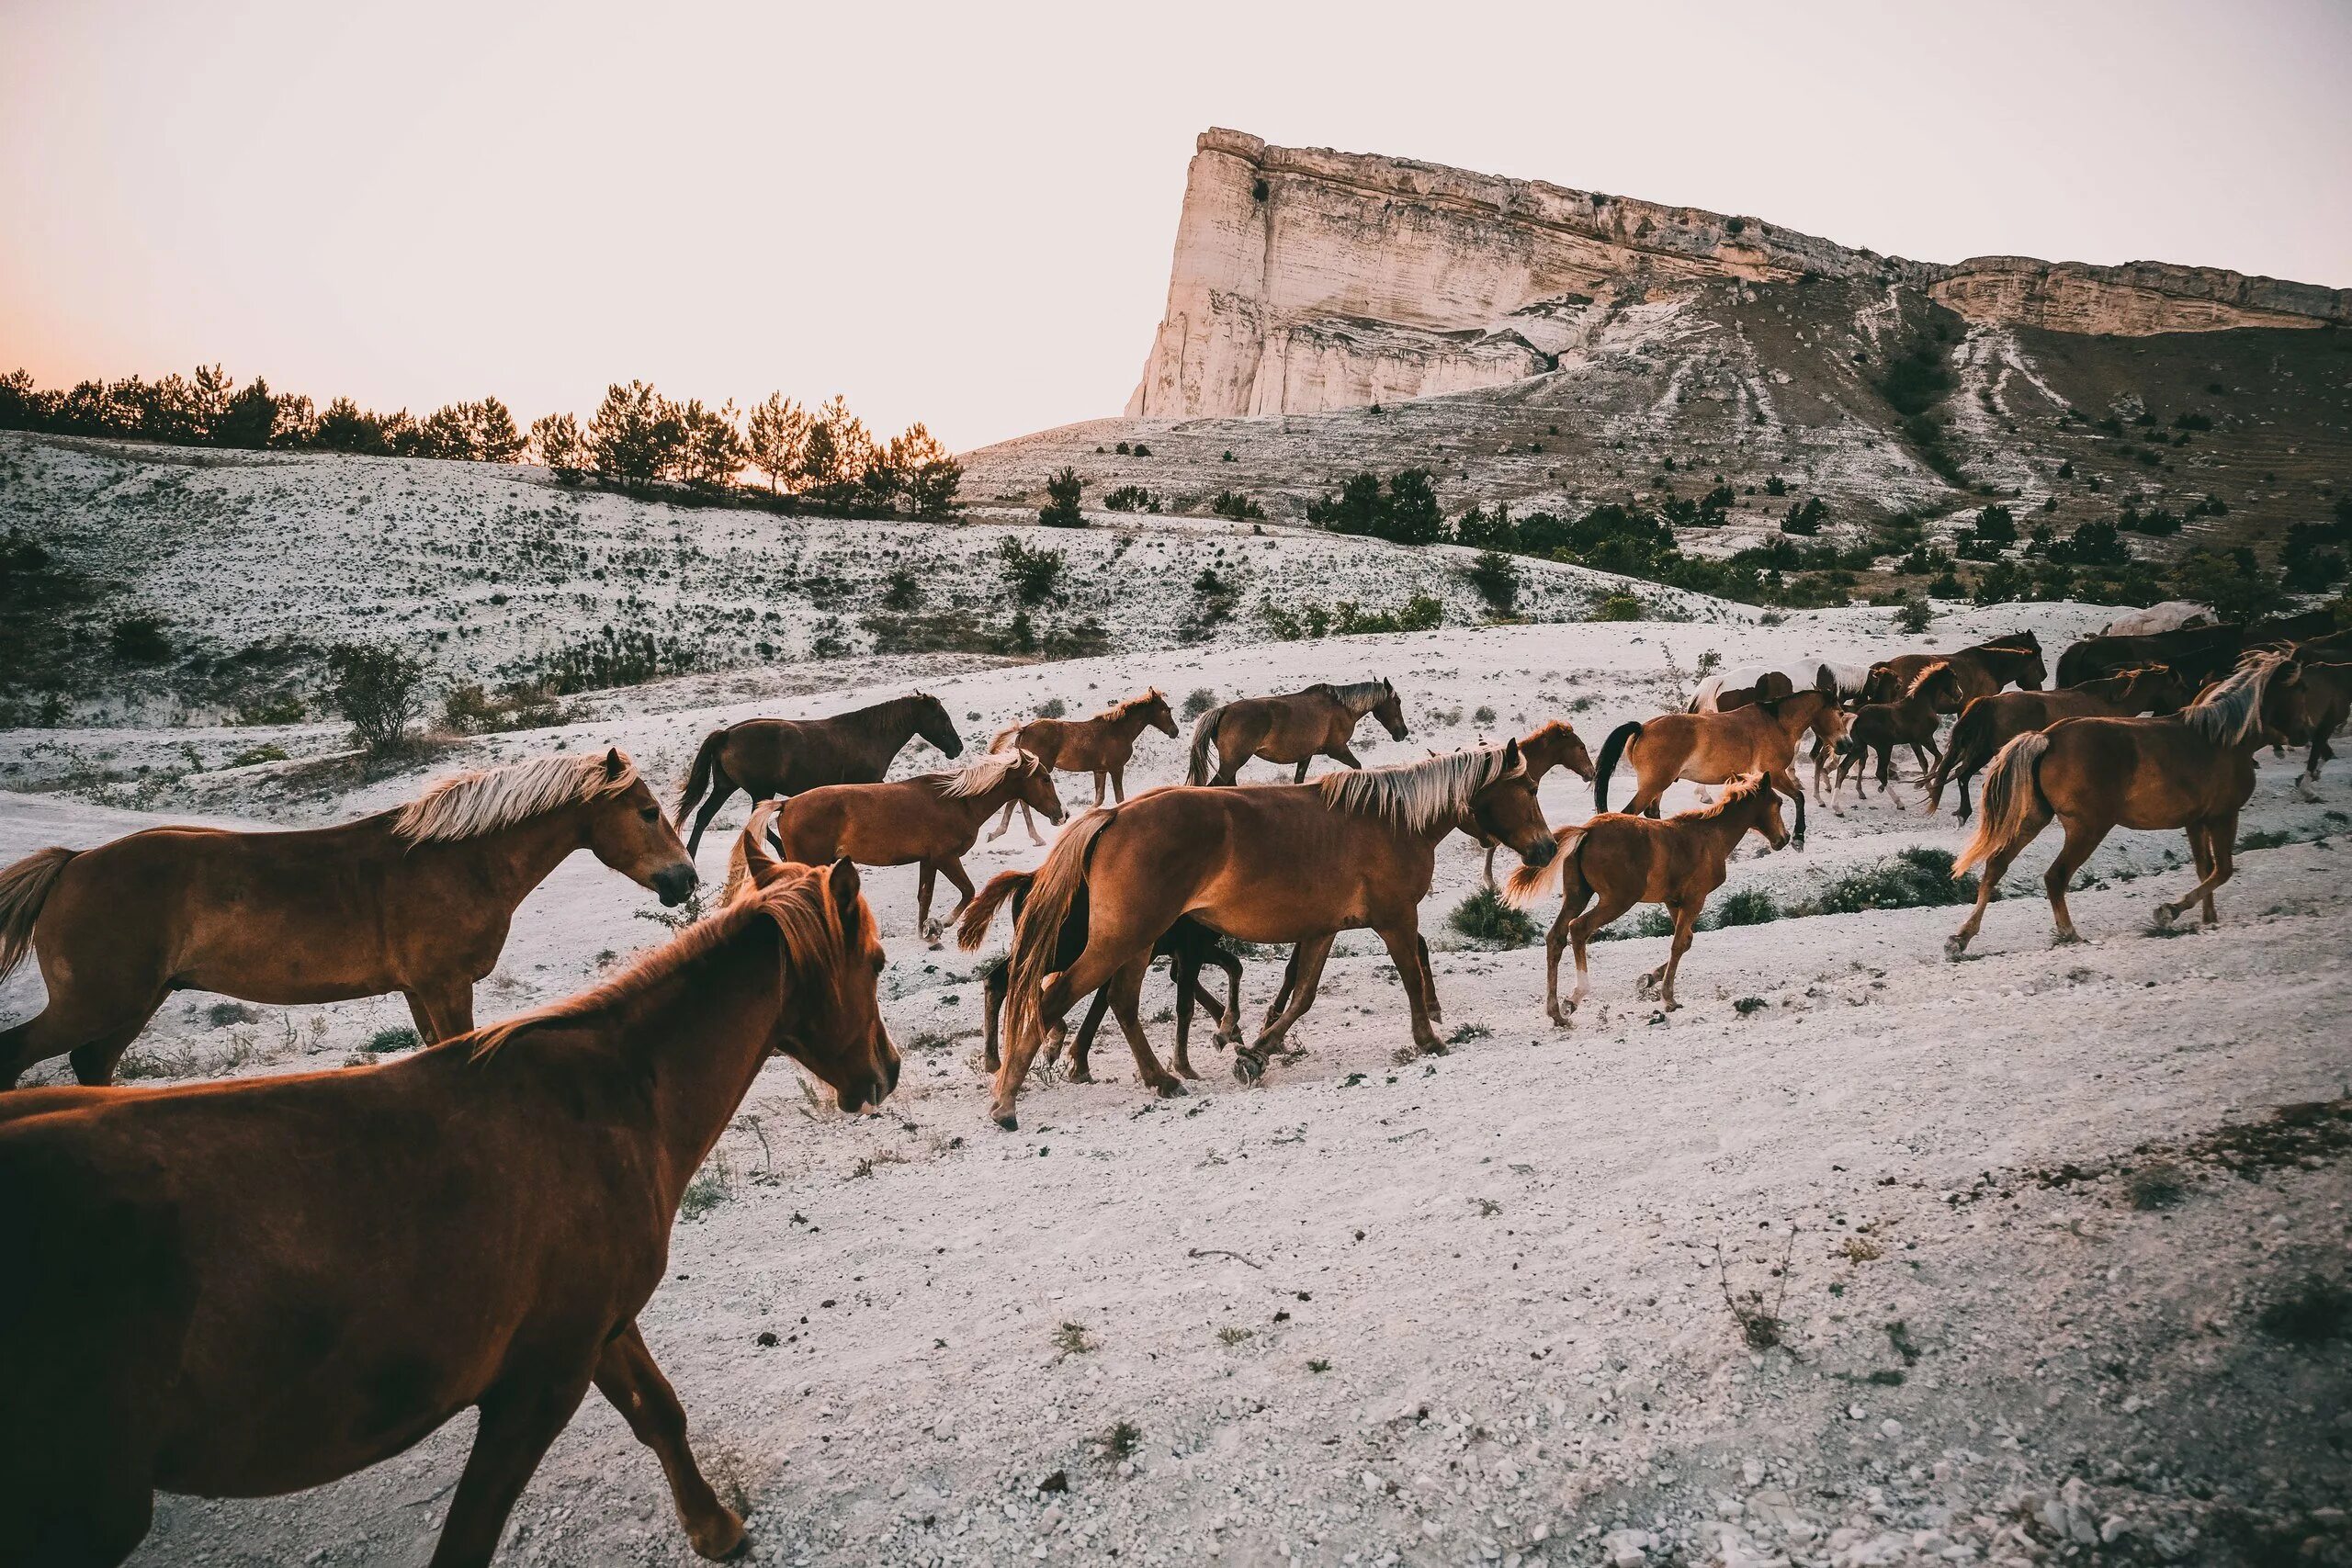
391, 751, 640, 844
1328, 678, 1394, 716
2182, 650, 2290, 748
939, 749, 1039, 799
1317, 745, 1519, 835
1677, 772, 1772, 821
1097, 687, 1167, 722
469, 861, 848, 1064
1903, 660, 1952, 699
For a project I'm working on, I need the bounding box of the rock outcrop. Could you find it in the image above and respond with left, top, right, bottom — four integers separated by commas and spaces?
1128, 130, 2351, 418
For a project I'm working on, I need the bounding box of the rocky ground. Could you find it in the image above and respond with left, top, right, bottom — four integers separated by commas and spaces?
5, 589, 2348, 1567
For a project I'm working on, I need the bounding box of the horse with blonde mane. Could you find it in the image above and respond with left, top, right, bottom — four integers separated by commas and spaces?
1923, 664, 2193, 820
0, 749, 695, 1089
986, 688, 1177, 845
1945, 651, 2305, 957
763, 750, 1066, 942
1185, 679, 1408, 785
0, 844, 893, 1568
990, 741, 1553, 1128
1507, 773, 1791, 1023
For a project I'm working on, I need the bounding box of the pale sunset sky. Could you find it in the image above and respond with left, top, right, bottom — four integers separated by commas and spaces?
3, 0, 2346, 451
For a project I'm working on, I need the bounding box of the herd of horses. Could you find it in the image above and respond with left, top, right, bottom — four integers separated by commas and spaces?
1, 605, 2346, 1564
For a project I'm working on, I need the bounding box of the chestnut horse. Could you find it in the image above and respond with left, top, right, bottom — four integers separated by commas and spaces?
0, 852, 895, 1568
1185, 678, 1408, 785
763, 750, 1066, 942
986, 688, 1178, 845
957, 869, 1244, 1084
1946, 651, 2302, 956
1507, 773, 1791, 1024
675, 692, 965, 855
1924, 665, 2192, 820
992, 742, 1555, 1127
1590, 691, 1827, 842
1861, 633, 2045, 710
1475, 720, 1596, 887
1830, 662, 1962, 805
0, 750, 695, 1089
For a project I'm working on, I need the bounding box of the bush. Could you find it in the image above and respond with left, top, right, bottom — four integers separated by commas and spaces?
882, 567, 922, 610
326, 643, 426, 756
1894, 594, 1934, 634
1589, 592, 1646, 622
997, 537, 1065, 604
1465, 551, 1521, 614
1039, 467, 1085, 527
108, 615, 173, 663
1208, 489, 1266, 523
1102, 484, 1157, 513
1709, 887, 1781, 928
1813, 847, 1976, 914
1449, 887, 1539, 948
1259, 594, 1442, 640
1182, 687, 1217, 719
1306, 469, 1442, 545
363, 1025, 420, 1055
1781, 497, 1826, 535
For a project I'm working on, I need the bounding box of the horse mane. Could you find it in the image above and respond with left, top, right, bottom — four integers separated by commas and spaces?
938, 749, 1037, 798
1972, 635, 2040, 657
1675, 772, 1772, 822
2181, 650, 2290, 748
1317, 745, 1517, 835
1328, 679, 1392, 716
1903, 660, 1952, 699
1522, 718, 1576, 746
1095, 687, 1166, 721
469, 863, 848, 1065
391, 751, 639, 844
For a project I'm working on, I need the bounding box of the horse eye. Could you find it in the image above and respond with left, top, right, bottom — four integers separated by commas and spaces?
639, 807, 658, 822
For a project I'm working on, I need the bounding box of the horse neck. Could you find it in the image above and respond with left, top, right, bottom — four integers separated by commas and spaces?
1102, 705, 1154, 741
617, 925, 788, 1208
863, 697, 931, 765
1770, 693, 1823, 738
1699, 796, 1764, 860
427, 803, 592, 908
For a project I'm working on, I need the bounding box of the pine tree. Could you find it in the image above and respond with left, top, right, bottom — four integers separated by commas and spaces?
890, 423, 961, 517
586, 381, 680, 491
528, 412, 587, 480
744, 393, 811, 493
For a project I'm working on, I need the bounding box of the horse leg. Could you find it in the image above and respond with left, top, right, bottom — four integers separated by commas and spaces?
1293, 758, 1311, 784
2298, 740, 2326, 801
2158, 816, 2236, 928
1170, 951, 1202, 1079
1482, 842, 1498, 891
404, 978, 476, 1043
684, 776, 735, 859
1022, 803, 1044, 846
2042, 817, 2112, 945
1771, 767, 1808, 847
1652, 905, 1700, 1011
593, 1323, 743, 1561
427, 1378, 594, 1568
981, 965, 1007, 1074
1091, 771, 1107, 807
1203, 948, 1244, 1046
1945, 818, 2044, 959
64, 1002, 169, 1089
1416, 933, 1442, 1024
1239, 935, 1336, 1080
1106, 955, 1183, 1098
986, 800, 1017, 842
916, 864, 939, 944
1954, 767, 1975, 825
1374, 922, 1443, 1055
1542, 878, 1595, 1025
1263, 946, 1301, 1032
935, 857, 978, 938
1064, 989, 1113, 1080
1329, 744, 1363, 770
1109, 765, 1127, 804
2, 976, 163, 1089
994, 928, 1167, 1128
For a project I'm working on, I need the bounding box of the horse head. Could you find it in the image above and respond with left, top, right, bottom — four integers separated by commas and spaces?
1137, 688, 1178, 739
1729, 773, 1792, 852
1527, 719, 1596, 783
1012, 750, 1068, 827
911, 692, 965, 759
2121, 663, 2193, 716
1469, 739, 1555, 868
583, 748, 698, 906
1371, 678, 1409, 742
755, 857, 899, 1114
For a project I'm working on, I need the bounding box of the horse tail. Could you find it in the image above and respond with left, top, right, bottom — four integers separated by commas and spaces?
1504, 826, 1584, 906
676, 727, 729, 818
1186, 706, 1223, 785
1591, 721, 1641, 814
0, 845, 76, 987
1928, 698, 1996, 811
1002, 809, 1113, 1061
1955, 731, 2050, 876
956, 869, 1032, 953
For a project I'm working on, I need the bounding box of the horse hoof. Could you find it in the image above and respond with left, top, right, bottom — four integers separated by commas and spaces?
688, 1510, 748, 1561
1154, 1078, 1187, 1099
1943, 935, 1970, 961
1233, 1054, 1263, 1085
1066, 1067, 1092, 1084
991, 1109, 1019, 1132
2151, 904, 2176, 930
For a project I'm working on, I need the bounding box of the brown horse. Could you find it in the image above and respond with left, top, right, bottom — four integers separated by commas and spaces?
957, 870, 1244, 1084
0, 852, 894, 1568
986, 688, 1178, 845
1475, 720, 1596, 887
1945, 652, 2302, 956
675, 692, 965, 855
1507, 773, 1791, 1024
0, 750, 695, 1089
1185, 678, 1408, 785
764, 750, 1066, 942
1830, 662, 1962, 805
1590, 691, 1827, 844
2273, 658, 2352, 800
1861, 633, 2045, 709
1924, 665, 2192, 820
992, 742, 1554, 1127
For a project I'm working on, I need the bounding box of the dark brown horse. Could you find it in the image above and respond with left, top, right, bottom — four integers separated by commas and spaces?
1591, 691, 1830, 844
957, 870, 1244, 1084
2054, 623, 2244, 689
0, 852, 895, 1568
1946, 652, 2302, 956
1508, 773, 1791, 1023
987, 688, 1178, 844
1861, 632, 2045, 709
993, 742, 1555, 1127
760, 750, 1065, 942
2273, 658, 2352, 800
1475, 720, 1596, 887
1185, 679, 1408, 785
1924, 665, 2193, 819
1830, 662, 1962, 805
675, 692, 964, 854
0, 750, 695, 1089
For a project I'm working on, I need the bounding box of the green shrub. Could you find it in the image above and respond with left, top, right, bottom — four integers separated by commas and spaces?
1812, 847, 1977, 914
1038, 467, 1085, 527
1209, 490, 1266, 523
363, 1025, 421, 1054
1465, 551, 1521, 615
1103, 484, 1157, 513
997, 537, 1065, 604
1182, 687, 1217, 719
1589, 592, 1646, 622
1709, 887, 1781, 928
1448, 887, 1539, 948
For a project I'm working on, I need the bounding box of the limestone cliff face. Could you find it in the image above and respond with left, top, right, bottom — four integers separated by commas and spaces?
1129, 130, 2350, 418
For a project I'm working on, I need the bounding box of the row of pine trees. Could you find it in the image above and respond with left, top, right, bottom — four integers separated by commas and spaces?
0, 365, 959, 515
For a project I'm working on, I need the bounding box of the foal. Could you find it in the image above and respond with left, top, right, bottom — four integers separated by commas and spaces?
1474, 720, 1596, 887
987, 688, 1178, 845
1831, 662, 1960, 805
769, 750, 1065, 942
1507, 773, 1791, 1024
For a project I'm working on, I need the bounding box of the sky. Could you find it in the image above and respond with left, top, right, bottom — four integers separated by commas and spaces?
3, 0, 2347, 453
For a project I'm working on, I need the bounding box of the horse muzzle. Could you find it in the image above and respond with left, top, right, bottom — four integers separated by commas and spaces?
651, 863, 699, 907
1519, 836, 1559, 868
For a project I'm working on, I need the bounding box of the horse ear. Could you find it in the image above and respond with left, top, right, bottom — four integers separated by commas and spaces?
829, 857, 863, 919
1501, 737, 1521, 770
603, 747, 625, 779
